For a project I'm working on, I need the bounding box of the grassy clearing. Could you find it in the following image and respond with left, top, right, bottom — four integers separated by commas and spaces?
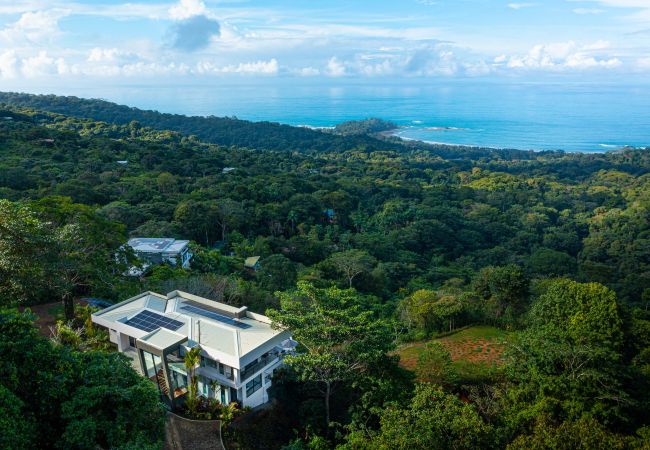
397, 326, 510, 384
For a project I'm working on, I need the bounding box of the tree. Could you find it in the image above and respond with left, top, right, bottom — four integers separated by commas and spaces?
342, 383, 493, 450
184, 346, 202, 417
257, 254, 297, 292
0, 385, 35, 450
472, 265, 529, 324
0, 200, 54, 305
0, 308, 164, 449
214, 198, 244, 242
328, 249, 376, 288
36, 197, 128, 320
58, 352, 165, 450
399, 289, 465, 335
507, 279, 629, 428
267, 282, 393, 429
507, 416, 638, 450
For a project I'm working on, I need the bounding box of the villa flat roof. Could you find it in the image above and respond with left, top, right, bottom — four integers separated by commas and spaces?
128, 238, 189, 253
92, 290, 288, 362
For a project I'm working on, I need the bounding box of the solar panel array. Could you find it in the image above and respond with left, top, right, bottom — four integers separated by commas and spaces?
125, 310, 184, 333
180, 304, 252, 329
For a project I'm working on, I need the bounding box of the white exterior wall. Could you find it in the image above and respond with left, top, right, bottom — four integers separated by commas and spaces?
241, 357, 282, 408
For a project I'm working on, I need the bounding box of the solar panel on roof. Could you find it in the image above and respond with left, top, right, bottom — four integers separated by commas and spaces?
180, 304, 252, 329
125, 310, 184, 333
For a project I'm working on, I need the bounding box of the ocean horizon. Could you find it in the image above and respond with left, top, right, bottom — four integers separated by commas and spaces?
12, 80, 650, 153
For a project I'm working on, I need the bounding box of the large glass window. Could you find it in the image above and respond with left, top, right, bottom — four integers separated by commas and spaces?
245, 374, 262, 397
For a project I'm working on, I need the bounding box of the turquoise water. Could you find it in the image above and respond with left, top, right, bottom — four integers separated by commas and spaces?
22, 80, 650, 152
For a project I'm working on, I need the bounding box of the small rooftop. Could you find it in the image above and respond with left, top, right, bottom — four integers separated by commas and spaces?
139, 327, 188, 351
128, 238, 189, 253
244, 256, 261, 268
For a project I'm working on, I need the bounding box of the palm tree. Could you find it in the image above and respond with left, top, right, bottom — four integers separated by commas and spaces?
184, 347, 202, 417
209, 379, 220, 401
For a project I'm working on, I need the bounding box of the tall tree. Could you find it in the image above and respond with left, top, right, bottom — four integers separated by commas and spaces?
35, 197, 128, 319
0, 200, 54, 305
507, 279, 629, 429
267, 282, 393, 429
342, 383, 493, 450
328, 249, 376, 288
472, 264, 529, 323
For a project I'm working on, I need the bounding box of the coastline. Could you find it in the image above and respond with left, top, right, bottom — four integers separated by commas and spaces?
378, 125, 642, 154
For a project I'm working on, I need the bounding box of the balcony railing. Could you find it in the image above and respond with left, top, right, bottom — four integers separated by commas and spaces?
241, 353, 281, 381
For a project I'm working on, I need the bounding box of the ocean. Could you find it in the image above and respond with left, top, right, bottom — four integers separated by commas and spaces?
18, 80, 650, 153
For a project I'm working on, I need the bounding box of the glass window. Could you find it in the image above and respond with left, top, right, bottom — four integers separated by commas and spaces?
201, 356, 218, 369
245, 374, 262, 397
128, 336, 136, 348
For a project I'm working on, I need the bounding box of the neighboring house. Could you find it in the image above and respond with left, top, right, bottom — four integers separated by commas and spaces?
91, 290, 295, 408
244, 256, 261, 271
323, 209, 336, 223
127, 238, 192, 275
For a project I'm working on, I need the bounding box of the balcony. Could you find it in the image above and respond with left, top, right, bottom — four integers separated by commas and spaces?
241, 352, 281, 381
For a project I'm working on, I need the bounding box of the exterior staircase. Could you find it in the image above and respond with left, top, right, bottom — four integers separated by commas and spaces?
156, 368, 170, 397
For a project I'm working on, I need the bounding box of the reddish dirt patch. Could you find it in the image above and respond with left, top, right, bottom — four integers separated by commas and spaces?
438, 337, 505, 365
396, 327, 508, 372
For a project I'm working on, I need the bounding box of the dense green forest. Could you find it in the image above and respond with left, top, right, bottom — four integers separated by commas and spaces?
1, 94, 649, 449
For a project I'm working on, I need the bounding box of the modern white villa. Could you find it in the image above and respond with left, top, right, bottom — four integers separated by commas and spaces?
91, 290, 295, 408
126, 238, 193, 275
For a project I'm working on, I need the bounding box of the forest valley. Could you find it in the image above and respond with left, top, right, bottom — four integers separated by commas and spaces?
0, 93, 649, 450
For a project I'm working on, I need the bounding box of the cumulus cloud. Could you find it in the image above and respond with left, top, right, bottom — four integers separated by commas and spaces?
170, 15, 221, 51
0, 50, 18, 78
168, 0, 207, 20
326, 57, 346, 77
0, 9, 68, 44
87, 47, 139, 64
404, 46, 459, 76
298, 67, 320, 76
498, 41, 622, 70
21, 51, 68, 78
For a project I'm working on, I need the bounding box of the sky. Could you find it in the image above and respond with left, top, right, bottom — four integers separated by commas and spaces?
0, 0, 649, 86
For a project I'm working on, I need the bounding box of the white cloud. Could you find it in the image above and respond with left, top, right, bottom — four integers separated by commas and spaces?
0, 9, 68, 44
508, 3, 537, 10
87, 47, 139, 64
570, 0, 650, 23
195, 58, 279, 75
573, 8, 605, 14
21, 51, 68, 78
168, 0, 207, 21
502, 41, 622, 70
0, 50, 18, 79
298, 66, 320, 76
326, 57, 346, 77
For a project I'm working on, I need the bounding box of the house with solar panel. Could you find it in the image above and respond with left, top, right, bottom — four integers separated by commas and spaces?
91, 290, 296, 409
126, 238, 193, 275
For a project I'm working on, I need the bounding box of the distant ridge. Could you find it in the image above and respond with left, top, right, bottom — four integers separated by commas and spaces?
0, 91, 535, 160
